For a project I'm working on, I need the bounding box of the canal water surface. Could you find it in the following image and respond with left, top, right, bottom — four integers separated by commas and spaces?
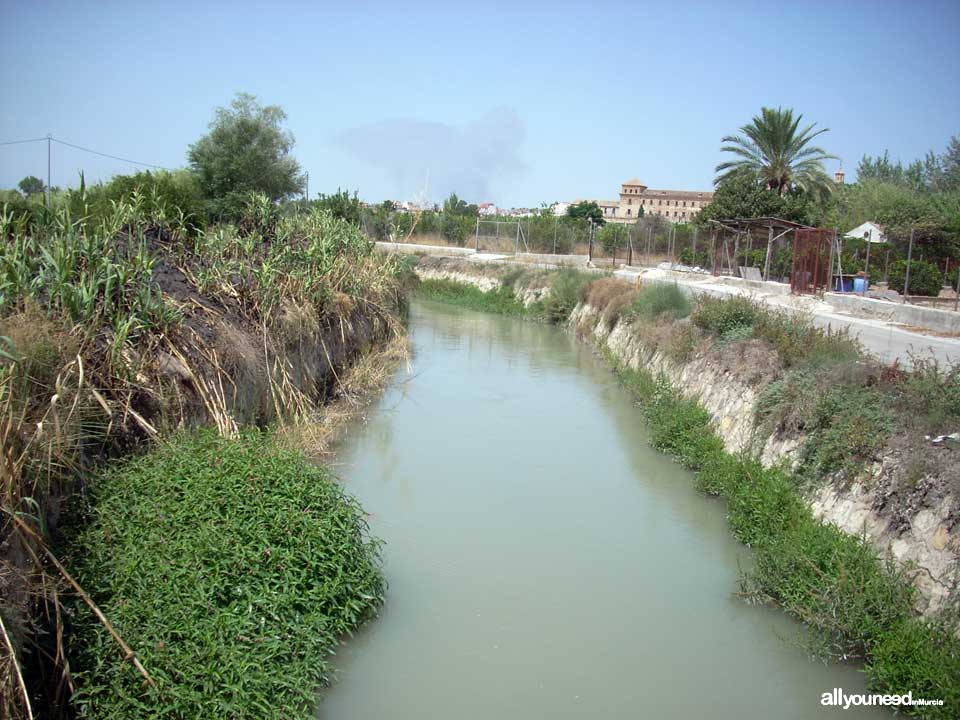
318, 300, 887, 719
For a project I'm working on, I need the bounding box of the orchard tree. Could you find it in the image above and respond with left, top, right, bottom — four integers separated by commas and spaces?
443, 192, 478, 217
188, 93, 304, 216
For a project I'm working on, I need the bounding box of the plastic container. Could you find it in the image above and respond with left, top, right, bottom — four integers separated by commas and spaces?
853, 276, 869, 293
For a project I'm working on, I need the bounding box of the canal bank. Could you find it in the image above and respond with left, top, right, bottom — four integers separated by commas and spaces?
389, 257, 960, 717
319, 300, 890, 719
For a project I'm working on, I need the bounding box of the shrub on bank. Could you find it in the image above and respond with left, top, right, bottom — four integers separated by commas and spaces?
624, 282, 691, 322
888, 259, 944, 297
612, 359, 960, 717
542, 269, 594, 323
69, 430, 385, 719
416, 278, 527, 315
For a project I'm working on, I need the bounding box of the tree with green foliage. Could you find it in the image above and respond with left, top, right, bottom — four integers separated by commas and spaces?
888, 259, 944, 296
316, 188, 362, 225
567, 200, 605, 225
188, 93, 305, 219
598, 223, 628, 256
18, 175, 45, 197
858, 136, 960, 194
696, 169, 815, 226
442, 192, 478, 217
716, 107, 837, 198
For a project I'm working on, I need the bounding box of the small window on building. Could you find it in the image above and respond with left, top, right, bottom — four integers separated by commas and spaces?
627, 208, 632, 216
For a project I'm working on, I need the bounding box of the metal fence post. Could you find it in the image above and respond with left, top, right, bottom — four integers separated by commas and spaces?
903, 228, 914, 303
862, 229, 872, 295
955, 264, 959, 312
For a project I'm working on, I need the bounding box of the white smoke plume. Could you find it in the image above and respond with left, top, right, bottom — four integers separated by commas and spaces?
337, 107, 526, 203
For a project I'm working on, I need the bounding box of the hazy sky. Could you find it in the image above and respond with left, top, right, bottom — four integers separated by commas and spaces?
1, 0, 958, 206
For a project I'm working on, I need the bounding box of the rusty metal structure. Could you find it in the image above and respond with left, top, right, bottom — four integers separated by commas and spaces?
790, 227, 834, 295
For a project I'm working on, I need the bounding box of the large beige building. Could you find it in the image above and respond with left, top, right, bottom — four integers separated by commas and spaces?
594, 178, 714, 224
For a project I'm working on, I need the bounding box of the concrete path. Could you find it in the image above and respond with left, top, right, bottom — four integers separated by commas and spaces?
611, 266, 960, 367
376, 243, 960, 367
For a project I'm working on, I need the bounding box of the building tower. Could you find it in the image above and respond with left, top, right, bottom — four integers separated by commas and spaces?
835, 167, 845, 184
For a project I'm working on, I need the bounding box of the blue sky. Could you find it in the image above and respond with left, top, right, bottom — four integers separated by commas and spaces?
1, 0, 958, 206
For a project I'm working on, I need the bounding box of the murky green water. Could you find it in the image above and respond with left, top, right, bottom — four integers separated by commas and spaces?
318, 300, 888, 719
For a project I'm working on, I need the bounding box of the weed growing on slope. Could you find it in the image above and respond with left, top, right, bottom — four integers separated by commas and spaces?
610, 356, 959, 717
68, 430, 385, 720
416, 278, 528, 315
623, 282, 691, 322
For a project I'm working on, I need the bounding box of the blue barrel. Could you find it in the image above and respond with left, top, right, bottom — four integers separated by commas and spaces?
853, 277, 869, 293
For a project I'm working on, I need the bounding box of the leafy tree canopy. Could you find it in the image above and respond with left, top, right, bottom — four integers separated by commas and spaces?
188, 93, 304, 214
697, 169, 815, 226
18, 175, 45, 196
316, 188, 362, 225
857, 136, 960, 193
442, 192, 478, 217
566, 201, 605, 225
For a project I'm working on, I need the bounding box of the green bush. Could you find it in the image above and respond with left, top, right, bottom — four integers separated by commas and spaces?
441, 214, 473, 246
610, 359, 960, 714
867, 617, 960, 715
416, 278, 527, 315
625, 282, 691, 321
678, 247, 711, 267
692, 295, 760, 335
83, 169, 207, 230
541, 269, 592, 323
69, 431, 385, 719
888, 259, 944, 296
799, 385, 893, 481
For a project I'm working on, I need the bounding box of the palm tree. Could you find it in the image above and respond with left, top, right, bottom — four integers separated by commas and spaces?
715, 107, 838, 197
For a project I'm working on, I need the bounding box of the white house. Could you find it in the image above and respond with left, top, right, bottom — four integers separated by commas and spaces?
478, 202, 498, 217
552, 201, 572, 217
844, 221, 887, 244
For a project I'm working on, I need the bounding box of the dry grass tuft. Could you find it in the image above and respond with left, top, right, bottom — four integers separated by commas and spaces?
278, 334, 411, 460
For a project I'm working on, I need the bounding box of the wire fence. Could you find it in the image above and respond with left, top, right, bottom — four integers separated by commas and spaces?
366, 210, 960, 310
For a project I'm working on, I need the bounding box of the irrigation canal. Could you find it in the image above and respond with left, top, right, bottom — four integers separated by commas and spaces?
318, 300, 888, 718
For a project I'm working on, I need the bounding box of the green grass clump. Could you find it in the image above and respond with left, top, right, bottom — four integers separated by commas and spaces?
68, 430, 385, 719
541, 268, 593, 323
624, 282, 691, 322
692, 295, 860, 368
692, 294, 760, 336
611, 359, 960, 717
416, 278, 527, 315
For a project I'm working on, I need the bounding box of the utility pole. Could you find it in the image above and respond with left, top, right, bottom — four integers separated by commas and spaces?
46, 133, 52, 208
305, 171, 309, 202
863, 229, 872, 295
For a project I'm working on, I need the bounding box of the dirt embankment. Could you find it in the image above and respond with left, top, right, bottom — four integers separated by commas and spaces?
0, 230, 406, 716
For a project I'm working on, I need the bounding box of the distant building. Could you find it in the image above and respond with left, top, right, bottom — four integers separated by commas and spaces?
551, 201, 572, 217
589, 178, 714, 224
478, 202, 498, 217
844, 221, 886, 244
835, 167, 846, 184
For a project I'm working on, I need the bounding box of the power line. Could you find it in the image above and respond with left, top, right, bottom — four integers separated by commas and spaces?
0, 134, 171, 170
51, 137, 170, 170
0, 137, 47, 146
